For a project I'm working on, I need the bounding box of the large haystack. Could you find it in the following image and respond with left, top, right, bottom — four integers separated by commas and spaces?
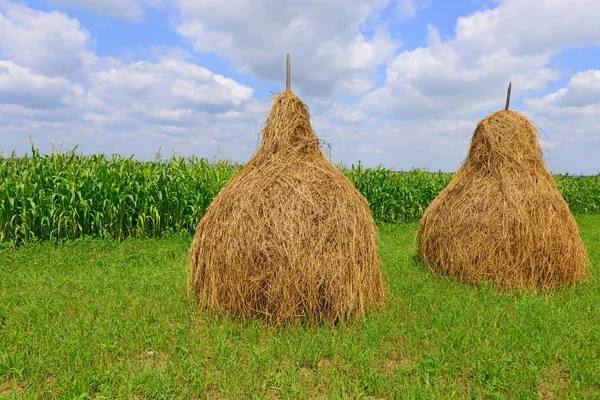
418, 110, 588, 289
189, 90, 385, 324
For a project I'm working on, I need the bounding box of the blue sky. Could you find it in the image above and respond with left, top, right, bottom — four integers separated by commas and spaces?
0, 0, 599, 173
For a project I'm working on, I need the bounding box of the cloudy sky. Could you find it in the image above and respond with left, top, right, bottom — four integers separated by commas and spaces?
0, 0, 599, 173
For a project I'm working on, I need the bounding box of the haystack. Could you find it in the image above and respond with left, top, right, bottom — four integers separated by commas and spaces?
418, 110, 588, 289
189, 89, 385, 324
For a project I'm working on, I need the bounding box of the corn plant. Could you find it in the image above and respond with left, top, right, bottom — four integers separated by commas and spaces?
0, 147, 239, 243
0, 148, 598, 244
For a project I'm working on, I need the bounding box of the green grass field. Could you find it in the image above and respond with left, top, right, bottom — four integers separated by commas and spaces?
1, 215, 599, 399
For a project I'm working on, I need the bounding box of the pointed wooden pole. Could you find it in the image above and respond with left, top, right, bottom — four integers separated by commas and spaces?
505, 81, 512, 110
286, 53, 291, 91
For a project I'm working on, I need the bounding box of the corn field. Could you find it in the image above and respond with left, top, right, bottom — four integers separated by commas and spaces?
1, 148, 598, 244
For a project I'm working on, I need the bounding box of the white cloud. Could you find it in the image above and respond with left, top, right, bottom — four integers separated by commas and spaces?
455, 0, 600, 55
314, 0, 600, 173
0, 61, 79, 109
523, 70, 600, 135
174, 0, 397, 97
363, 0, 600, 121
526, 70, 600, 111
89, 59, 254, 113
0, 1, 96, 78
74, 58, 261, 157
0, 1, 262, 161
313, 106, 475, 171
397, 0, 430, 20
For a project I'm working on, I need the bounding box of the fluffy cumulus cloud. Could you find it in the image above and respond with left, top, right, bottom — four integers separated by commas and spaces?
0, 1, 96, 79
343, 0, 600, 173
0, 61, 80, 109
521, 70, 600, 173
80, 58, 262, 159
525, 70, 600, 114
397, 0, 430, 20
312, 105, 476, 171
90, 59, 254, 112
0, 56, 262, 158
364, 0, 600, 120
0, 1, 262, 160
174, 0, 397, 97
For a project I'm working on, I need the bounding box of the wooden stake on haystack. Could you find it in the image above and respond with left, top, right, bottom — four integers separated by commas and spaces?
505, 81, 512, 110
286, 53, 291, 91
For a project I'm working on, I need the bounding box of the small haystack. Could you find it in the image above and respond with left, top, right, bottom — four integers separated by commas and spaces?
418, 109, 588, 289
189, 87, 385, 324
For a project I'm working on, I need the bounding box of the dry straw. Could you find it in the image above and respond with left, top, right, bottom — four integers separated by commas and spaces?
189, 89, 385, 324
418, 110, 589, 289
